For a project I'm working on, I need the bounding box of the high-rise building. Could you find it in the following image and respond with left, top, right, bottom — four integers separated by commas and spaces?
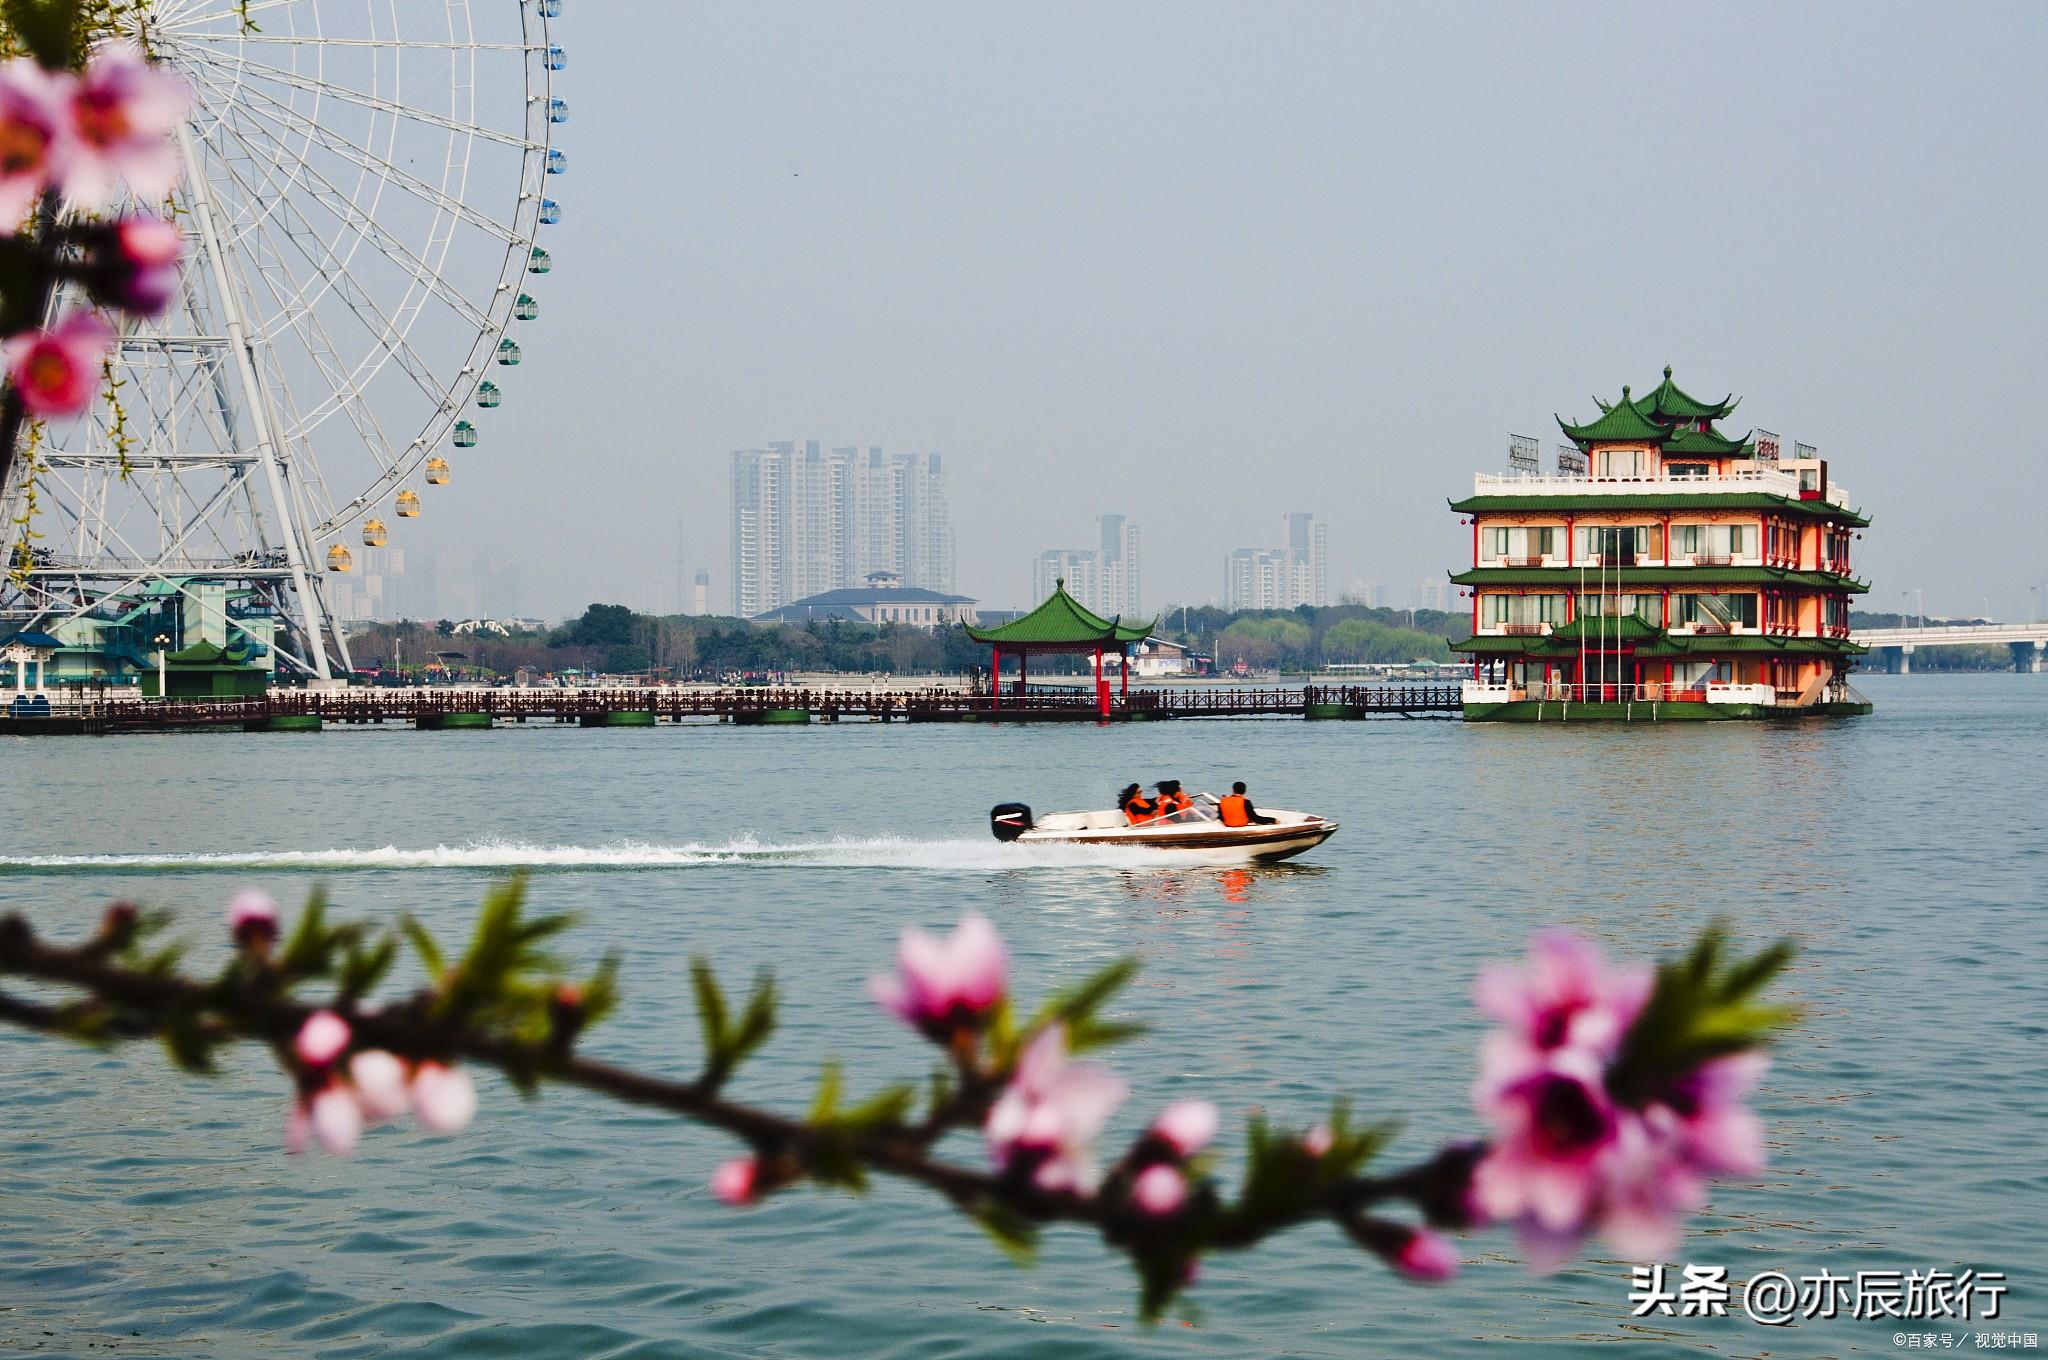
730, 442, 954, 617
690, 570, 710, 618
1223, 513, 1329, 610
1032, 515, 1141, 618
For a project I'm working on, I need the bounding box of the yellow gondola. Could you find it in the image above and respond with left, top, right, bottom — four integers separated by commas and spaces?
425, 457, 451, 485
326, 544, 353, 572
361, 518, 387, 547
396, 488, 421, 517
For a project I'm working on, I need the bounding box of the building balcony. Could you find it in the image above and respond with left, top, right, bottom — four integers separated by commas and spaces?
1471, 467, 1852, 508
1498, 622, 1551, 636
1686, 553, 1733, 567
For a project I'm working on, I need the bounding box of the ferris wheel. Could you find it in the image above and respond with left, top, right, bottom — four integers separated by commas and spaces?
0, 0, 565, 679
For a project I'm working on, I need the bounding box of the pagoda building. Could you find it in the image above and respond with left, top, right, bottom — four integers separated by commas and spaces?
1448, 367, 1872, 720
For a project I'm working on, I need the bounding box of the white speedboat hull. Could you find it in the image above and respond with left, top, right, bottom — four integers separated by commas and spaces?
995, 803, 1338, 864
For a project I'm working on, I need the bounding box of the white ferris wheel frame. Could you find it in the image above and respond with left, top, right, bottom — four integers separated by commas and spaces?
0, 0, 561, 680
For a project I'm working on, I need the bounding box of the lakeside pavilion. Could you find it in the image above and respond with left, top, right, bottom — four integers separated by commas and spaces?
1449, 367, 1873, 720
964, 579, 1154, 718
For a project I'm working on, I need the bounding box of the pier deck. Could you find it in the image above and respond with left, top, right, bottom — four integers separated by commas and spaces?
0, 684, 1463, 735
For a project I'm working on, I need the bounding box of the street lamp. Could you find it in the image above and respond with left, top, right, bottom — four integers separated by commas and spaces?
152, 633, 170, 698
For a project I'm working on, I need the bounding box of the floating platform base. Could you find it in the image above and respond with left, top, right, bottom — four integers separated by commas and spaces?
1463, 699, 1875, 723
731, 708, 811, 725
246, 713, 322, 732
580, 709, 656, 727
417, 711, 493, 730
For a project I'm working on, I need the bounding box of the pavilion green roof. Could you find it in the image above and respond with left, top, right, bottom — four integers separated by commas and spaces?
1558, 386, 1669, 446
1663, 427, 1752, 457
165, 639, 255, 666
1619, 366, 1740, 423
1450, 566, 1869, 593
1447, 493, 1870, 528
963, 579, 1154, 647
1547, 614, 1662, 641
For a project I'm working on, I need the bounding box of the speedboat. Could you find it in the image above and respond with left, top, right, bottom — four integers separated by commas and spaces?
988, 794, 1338, 864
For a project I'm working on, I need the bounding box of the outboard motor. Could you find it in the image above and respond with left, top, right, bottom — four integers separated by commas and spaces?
990, 803, 1033, 842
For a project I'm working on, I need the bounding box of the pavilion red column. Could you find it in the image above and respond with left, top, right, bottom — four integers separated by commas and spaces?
1093, 645, 1107, 718
1120, 646, 1129, 702
992, 646, 1001, 711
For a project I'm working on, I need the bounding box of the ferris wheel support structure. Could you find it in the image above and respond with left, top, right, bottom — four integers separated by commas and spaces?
173, 120, 337, 678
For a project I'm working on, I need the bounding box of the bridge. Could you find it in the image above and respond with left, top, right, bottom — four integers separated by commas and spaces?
1853, 624, 2048, 674
0, 683, 1466, 735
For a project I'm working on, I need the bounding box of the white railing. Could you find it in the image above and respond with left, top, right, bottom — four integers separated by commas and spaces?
1472, 468, 1852, 508
1705, 683, 1778, 706
1460, 681, 1524, 704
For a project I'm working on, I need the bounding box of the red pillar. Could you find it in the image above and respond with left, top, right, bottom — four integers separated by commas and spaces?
1019, 650, 1028, 698
992, 646, 1001, 711
1093, 645, 1108, 718
1120, 646, 1129, 701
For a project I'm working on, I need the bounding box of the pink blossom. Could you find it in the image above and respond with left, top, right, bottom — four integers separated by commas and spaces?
868, 911, 1007, 1036
1471, 1053, 1619, 1263
56, 42, 188, 209
2, 310, 113, 418
294, 1010, 350, 1067
284, 1102, 309, 1155
1302, 1122, 1334, 1159
1131, 1163, 1187, 1216
985, 1025, 1126, 1193
307, 1084, 362, 1156
0, 58, 69, 231
348, 1050, 411, 1122
711, 1156, 758, 1206
410, 1061, 476, 1134
226, 889, 278, 940
1473, 932, 1650, 1085
1392, 1227, 1460, 1283
106, 215, 183, 315
1660, 1052, 1768, 1177
1151, 1099, 1218, 1158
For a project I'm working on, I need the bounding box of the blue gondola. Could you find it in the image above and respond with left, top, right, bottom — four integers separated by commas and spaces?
547, 98, 569, 124
538, 198, 561, 225
538, 0, 563, 16
546, 45, 566, 71
545, 149, 567, 175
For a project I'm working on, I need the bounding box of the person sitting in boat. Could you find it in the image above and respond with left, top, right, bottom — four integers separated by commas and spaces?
1120, 783, 1160, 824
1218, 781, 1277, 827
1154, 780, 1193, 819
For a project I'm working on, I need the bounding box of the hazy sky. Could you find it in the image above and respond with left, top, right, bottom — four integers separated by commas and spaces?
433, 1, 2047, 621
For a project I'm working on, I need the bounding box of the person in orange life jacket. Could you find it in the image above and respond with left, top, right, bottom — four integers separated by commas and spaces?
1217, 781, 1276, 827
1154, 780, 1192, 818
1120, 783, 1160, 824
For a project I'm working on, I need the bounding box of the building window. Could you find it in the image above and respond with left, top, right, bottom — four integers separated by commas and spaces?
1596, 448, 1648, 479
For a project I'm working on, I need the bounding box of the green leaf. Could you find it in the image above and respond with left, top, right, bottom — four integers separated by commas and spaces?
972, 1202, 1040, 1264
808, 1060, 843, 1125
1032, 956, 1138, 1032
690, 956, 728, 1057
1608, 923, 1797, 1105
727, 969, 777, 1066
277, 891, 330, 975
842, 1083, 915, 1132
400, 916, 444, 977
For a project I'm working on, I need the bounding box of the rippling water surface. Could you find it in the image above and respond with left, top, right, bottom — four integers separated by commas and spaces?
3, 674, 2044, 1357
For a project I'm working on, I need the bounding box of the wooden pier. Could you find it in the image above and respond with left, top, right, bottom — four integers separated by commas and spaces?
0, 684, 1463, 735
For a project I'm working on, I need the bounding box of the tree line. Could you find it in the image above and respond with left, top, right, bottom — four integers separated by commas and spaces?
341, 602, 1463, 681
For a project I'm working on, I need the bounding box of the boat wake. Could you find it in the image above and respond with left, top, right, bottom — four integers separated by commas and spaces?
0, 836, 1166, 876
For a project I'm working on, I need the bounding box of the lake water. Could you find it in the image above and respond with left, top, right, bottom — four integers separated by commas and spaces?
2, 673, 2043, 1358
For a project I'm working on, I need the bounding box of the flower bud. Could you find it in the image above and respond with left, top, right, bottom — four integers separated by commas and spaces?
711, 1156, 758, 1206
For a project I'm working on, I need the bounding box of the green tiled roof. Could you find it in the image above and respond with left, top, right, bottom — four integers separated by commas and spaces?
1663, 427, 1752, 457
1559, 385, 1669, 446
1451, 566, 1869, 593
1548, 614, 1662, 641
1622, 366, 1740, 423
1447, 493, 1871, 528
963, 579, 1153, 647
1635, 635, 1868, 657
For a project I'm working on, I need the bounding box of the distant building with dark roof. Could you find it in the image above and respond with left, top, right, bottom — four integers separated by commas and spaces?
750, 572, 977, 630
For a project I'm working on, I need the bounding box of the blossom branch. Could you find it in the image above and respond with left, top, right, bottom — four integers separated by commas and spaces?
0, 888, 1796, 1321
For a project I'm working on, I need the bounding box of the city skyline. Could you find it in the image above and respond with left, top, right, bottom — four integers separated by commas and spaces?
729, 442, 954, 617
1224, 513, 1330, 612
1032, 514, 1143, 620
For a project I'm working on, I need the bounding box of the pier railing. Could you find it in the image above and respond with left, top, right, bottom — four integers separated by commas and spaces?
0, 683, 1468, 732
